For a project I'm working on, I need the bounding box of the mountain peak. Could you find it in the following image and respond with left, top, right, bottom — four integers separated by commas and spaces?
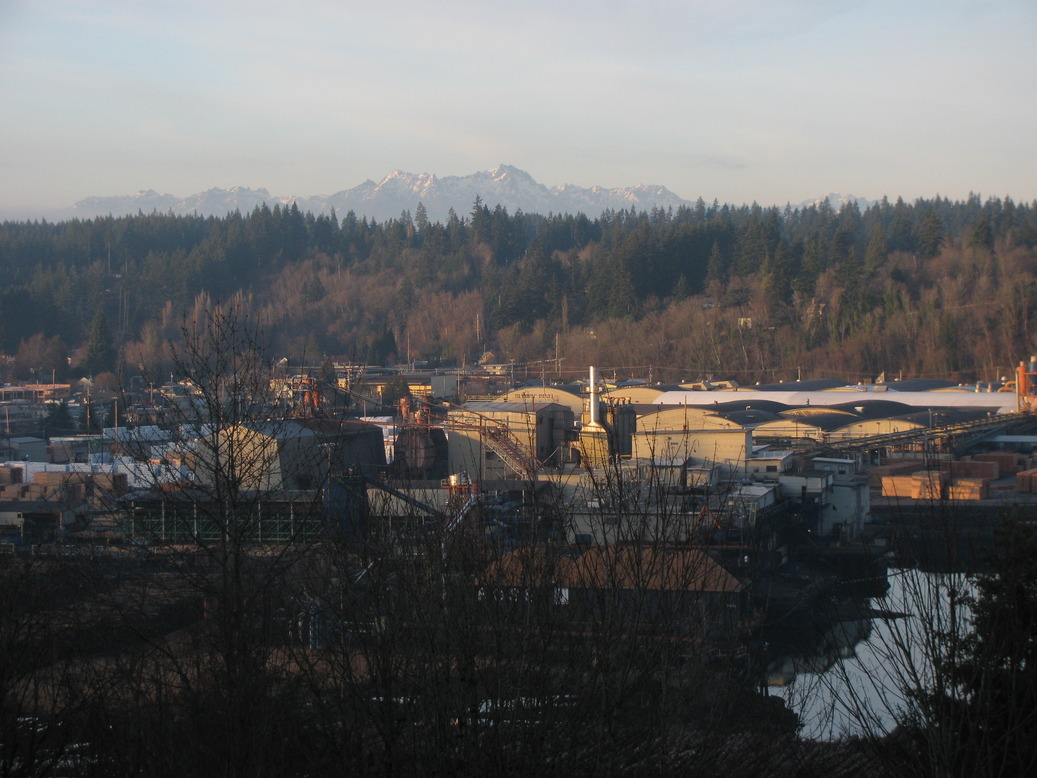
799, 193, 874, 211
489, 163, 532, 181
70, 166, 692, 222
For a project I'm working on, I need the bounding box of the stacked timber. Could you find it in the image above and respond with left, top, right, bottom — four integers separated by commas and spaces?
870, 460, 926, 487
33, 471, 89, 487
974, 452, 1023, 476
0, 483, 29, 499
1016, 468, 1037, 493
940, 459, 999, 480
881, 474, 918, 498
947, 478, 990, 501
880, 470, 948, 499
0, 465, 24, 485
90, 472, 129, 494
0, 470, 127, 505
21, 483, 65, 501
914, 471, 948, 500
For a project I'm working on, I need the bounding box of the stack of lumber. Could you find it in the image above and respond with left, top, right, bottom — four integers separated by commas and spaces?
870, 460, 926, 487
20, 483, 65, 501
0, 465, 24, 485
1016, 468, 1037, 493
33, 471, 89, 487
974, 452, 1023, 476
881, 470, 949, 499
90, 472, 129, 494
0, 483, 29, 500
940, 459, 999, 480
880, 474, 917, 498
914, 471, 948, 499
0, 470, 128, 505
947, 478, 990, 500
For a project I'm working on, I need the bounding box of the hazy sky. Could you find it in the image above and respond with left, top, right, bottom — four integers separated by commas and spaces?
2, 0, 1034, 215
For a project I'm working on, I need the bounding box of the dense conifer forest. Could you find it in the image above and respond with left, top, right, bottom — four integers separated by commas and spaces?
1, 194, 1035, 384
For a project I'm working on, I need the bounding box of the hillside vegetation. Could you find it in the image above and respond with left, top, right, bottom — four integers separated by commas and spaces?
1, 194, 1035, 384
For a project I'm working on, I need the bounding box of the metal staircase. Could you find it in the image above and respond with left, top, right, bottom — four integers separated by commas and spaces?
483, 424, 539, 478
443, 492, 482, 536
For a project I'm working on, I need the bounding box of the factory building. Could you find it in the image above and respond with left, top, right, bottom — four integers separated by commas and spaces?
495, 386, 584, 417
637, 406, 744, 431
188, 421, 326, 491
654, 387, 1018, 414
630, 428, 752, 477
446, 401, 576, 479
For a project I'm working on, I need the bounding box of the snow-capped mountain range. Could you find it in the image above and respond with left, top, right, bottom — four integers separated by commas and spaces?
802, 193, 874, 212
69, 165, 692, 222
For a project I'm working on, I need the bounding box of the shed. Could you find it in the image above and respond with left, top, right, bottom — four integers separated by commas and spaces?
9, 436, 47, 463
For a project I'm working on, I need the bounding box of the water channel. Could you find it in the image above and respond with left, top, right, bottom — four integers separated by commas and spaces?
766, 567, 974, 740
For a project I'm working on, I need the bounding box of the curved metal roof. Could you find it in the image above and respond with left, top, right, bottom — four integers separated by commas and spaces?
720, 409, 782, 426
655, 389, 1016, 414
753, 378, 847, 392
708, 399, 793, 415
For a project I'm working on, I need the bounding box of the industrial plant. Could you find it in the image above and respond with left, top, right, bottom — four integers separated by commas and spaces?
4, 355, 1037, 775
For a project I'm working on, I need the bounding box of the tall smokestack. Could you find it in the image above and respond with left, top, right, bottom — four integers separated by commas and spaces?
589, 365, 599, 425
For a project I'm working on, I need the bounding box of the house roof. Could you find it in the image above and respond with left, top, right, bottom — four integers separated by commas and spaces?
480, 546, 578, 587
482, 546, 743, 594
568, 547, 744, 593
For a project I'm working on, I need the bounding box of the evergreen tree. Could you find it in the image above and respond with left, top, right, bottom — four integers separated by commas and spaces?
42, 401, 74, 439
80, 398, 101, 432
888, 197, 916, 252
470, 196, 491, 245
84, 309, 116, 376
381, 374, 411, 409
673, 274, 690, 301
733, 213, 769, 276
915, 209, 944, 259
761, 243, 793, 323
301, 273, 326, 304
968, 215, 994, 250
908, 519, 1037, 775
705, 241, 728, 290
414, 202, 430, 234
864, 224, 888, 270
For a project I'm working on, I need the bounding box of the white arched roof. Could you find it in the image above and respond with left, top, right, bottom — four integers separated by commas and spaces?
496, 386, 584, 416
638, 406, 742, 431
602, 386, 666, 404
654, 389, 1017, 414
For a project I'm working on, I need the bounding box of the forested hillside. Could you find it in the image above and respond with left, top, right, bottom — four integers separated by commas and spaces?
1, 194, 1035, 385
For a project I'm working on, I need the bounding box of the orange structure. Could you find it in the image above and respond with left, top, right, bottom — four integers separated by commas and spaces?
1016, 358, 1037, 411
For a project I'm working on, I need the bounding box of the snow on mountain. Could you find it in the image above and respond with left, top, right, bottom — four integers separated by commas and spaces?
179, 187, 274, 215
797, 193, 874, 212
71, 189, 178, 215
68, 166, 693, 222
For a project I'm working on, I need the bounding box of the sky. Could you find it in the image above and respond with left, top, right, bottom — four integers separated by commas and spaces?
1, 0, 1035, 216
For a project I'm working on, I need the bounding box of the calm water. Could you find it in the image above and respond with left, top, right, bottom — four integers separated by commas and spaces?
771, 568, 973, 740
